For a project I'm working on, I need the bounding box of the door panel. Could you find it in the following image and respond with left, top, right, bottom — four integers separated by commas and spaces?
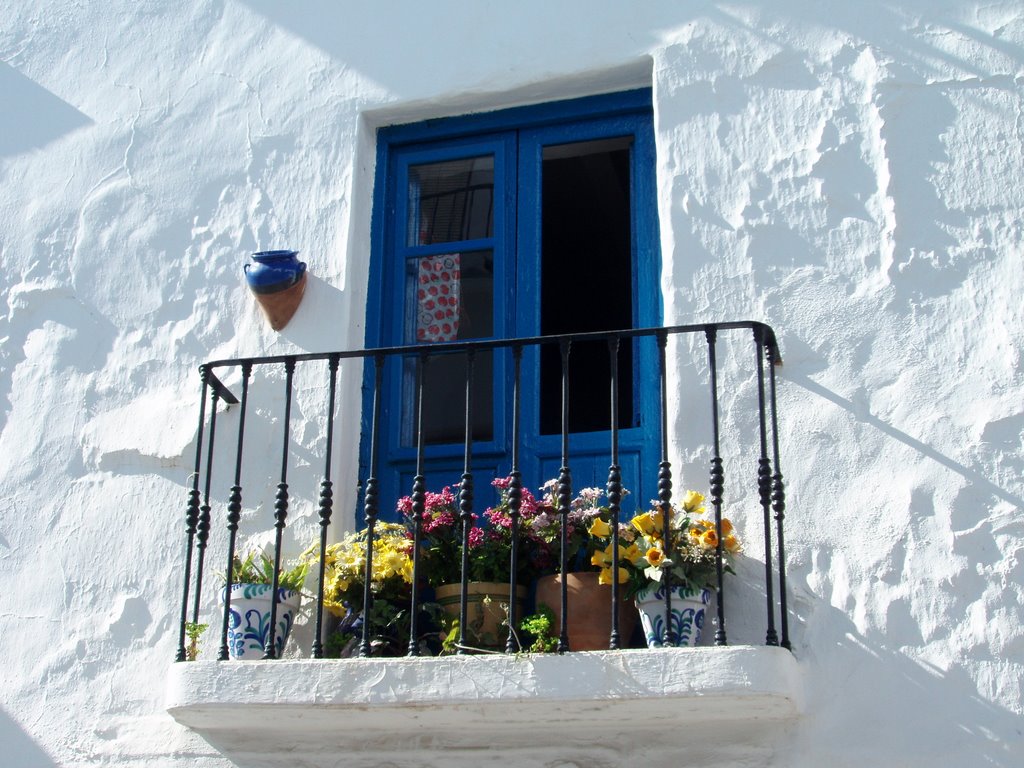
517, 115, 661, 512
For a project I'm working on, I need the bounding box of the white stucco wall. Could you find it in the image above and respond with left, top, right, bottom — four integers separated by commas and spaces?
1, 1, 1021, 766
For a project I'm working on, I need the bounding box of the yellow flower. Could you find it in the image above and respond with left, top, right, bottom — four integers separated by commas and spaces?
624, 543, 645, 566
587, 517, 611, 538
631, 511, 664, 537
720, 518, 734, 535
700, 529, 719, 549
644, 546, 665, 567
598, 566, 629, 585
681, 490, 705, 513
377, 549, 407, 580
723, 534, 741, 553
592, 541, 630, 569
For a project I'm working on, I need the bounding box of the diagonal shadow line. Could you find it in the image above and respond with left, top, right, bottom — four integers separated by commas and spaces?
0, 62, 93, 157
788, 373, 1024, 510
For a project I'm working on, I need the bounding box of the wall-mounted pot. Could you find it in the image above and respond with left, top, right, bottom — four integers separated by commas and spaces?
244, 250, 307, 330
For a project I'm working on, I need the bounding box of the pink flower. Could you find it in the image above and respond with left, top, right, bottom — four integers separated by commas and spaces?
423, 510, 456, 534
519, 488, 538, 517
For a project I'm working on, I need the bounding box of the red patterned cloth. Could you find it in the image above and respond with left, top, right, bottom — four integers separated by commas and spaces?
416, 254, 461, 342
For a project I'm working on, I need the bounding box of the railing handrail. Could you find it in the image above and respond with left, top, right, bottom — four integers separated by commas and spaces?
176, 320, 790, 662
201, 319, 780, 369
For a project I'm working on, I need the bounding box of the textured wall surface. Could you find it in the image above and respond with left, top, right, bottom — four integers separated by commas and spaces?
1, 1, 1021, 766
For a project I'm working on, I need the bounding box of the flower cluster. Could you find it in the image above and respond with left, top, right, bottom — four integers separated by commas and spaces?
402, 477, 551, 587
398, 486, 462, 587
301, 522, 413, 617
587, 490, 742, 598
530, 481, 630, 574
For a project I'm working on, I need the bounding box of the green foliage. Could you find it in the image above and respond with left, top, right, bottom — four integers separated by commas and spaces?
518, 606, 559, 653
322, 600, 446, 658
230, 550, 308, 591
441, 619, 461, 655
184, 621, 208, 661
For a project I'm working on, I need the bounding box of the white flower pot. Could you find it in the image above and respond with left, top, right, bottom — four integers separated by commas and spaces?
221, 583, 301, 659
634, 582, 711, 648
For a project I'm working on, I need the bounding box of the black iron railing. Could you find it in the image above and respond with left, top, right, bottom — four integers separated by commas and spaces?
173, 322, 790, 661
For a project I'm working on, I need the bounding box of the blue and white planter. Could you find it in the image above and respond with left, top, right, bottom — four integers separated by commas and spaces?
222, 583, 301, 660
634, 582, 712, 648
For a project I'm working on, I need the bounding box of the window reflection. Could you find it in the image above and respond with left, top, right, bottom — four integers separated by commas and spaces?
407, 156, 495, 246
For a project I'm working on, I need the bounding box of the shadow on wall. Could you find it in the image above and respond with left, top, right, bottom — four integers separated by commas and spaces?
791, 591, 1024, 767
240, 0, 666, 94
0, 62, 93, 157
239, 0, 1024, 93
0, 708, 58, 768
781, 335, 1023, 511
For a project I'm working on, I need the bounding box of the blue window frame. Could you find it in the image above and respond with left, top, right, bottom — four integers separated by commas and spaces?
362, 89, 661, 519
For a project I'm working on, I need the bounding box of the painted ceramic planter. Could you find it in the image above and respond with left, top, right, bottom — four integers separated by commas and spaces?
535, 571, 636, 650
435, 581, 527, 650
634, 582, 711, 648
222, 583, 301, 660
244, 250, 308, 330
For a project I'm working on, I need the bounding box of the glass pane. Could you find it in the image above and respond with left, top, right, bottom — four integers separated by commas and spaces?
539, 137, 634, 434
401, 352, 494, 446
407, 156, 494, 246
405, 250, 493, 343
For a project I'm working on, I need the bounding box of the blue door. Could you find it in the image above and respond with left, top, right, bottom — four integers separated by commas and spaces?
362, 90, 661, 520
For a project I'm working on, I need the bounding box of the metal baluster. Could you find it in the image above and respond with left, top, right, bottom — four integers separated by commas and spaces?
658, 333, 675, 647
264, 357, 296, 660
766, 337, 791, 650
457, 352, 476, 655
606, 337, 622, 650
218, 362, 252, 661
706, 327, 727, 646
505, 346, 523, 654
556, 339, 572, 654
313, 354, 340, 658
360, 354, 385, 658
407, 351, 429, 657
176, 367, 209, 662
754, 326, 779, 646
190, 388, 220, 632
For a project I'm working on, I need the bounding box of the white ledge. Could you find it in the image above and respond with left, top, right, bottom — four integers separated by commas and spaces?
167, 646, 802, 768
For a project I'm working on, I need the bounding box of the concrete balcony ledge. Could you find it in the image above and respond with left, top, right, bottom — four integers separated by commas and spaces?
167, 646, 802, 768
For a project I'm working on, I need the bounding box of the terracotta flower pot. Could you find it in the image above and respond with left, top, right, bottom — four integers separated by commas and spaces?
435, 581, 526, 650
535, 571, 636, 651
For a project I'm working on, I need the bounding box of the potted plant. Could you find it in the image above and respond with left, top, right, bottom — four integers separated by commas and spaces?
406, 478, 551, 650
530, 482, 637, 650
301, 522, 443, 657
222, 549, 308, 660
589, 489, 742, 647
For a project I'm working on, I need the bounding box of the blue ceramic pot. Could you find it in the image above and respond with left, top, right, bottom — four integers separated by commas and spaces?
244, 250, 306, 294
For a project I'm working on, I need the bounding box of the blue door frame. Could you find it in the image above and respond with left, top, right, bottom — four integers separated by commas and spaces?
360, 89, 662, 522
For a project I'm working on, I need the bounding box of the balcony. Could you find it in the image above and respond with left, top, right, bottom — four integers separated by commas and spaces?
165, 323, 801, 766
